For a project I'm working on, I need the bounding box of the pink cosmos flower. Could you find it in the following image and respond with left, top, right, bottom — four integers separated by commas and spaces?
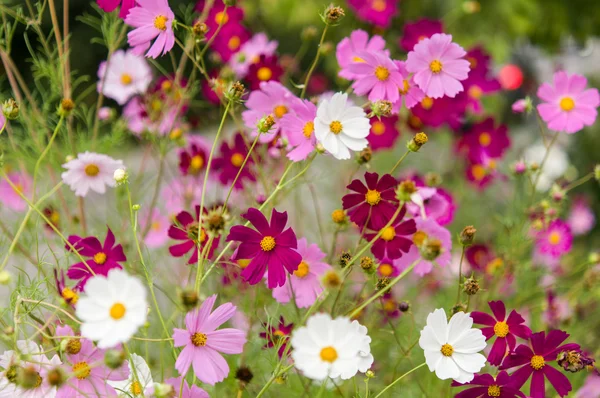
0, 171, 32, 212
97, 0, 135, 19
242, 81, 295, 143
122, 96, 181, 136
535, 219, 573, 258
512, 99, 528, 113
366, 113, 400, 150
461, 47, 501, 113
349, 51, 404, 102
347, 0, 398, 28
406, 185, 456, 226
391, 60, 425, 111
271, 238, 331, 308
406, 33, 470, 98
280, 97, 318, 161
125, 0, 175, 59
97, 49, 152, 105
161, 178, 203, 216
226, 208, 302, 288
173, 295, 246, 385
336, 30, 387, 80
537, 70, 600, 133
164, 377, 209, 398
576, 373, 600, 398
377, 259, 400, 278
229, 32, 278, 78
139, 209, 170, 248
399, 18, 443, 51
178, 140, 208, 177
567, 197, 596, 236
542, 291, 573, 328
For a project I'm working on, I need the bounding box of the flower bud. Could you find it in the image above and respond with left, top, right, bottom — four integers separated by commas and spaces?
47, 366, 66, 387
459, 226, 476, 246
2, 99, 19, 120
151, 382, 175, 398
301, 26, 318, 41
257, 115, 276, 134
420, 239, 442, 261
179, 288, 199, 310
331, 209, 347, 224
192, 21, 208, 37
338, 251, 353, 268
357, 146, 372, 165
529, 162, 540, 172
512, 161, 527, 175
511, 97, 533, 114
557, 350, 594, 373
550, 184, 565, 202
462, 0, 480, 13
17, 365, 40, 389
235, 366, 254, 384
113, 168, 128, 184
104, 349, 126, 369
6, 364, 21, 384
407, 132, 428, 152
3, 326, 14, 336
132, 204, 141, 211
58, 99, 75, 117
371, 100, 393, 117
463, 277, 480, 295
399, 301, 410, 312
0, 270, 12, 285
359, 257, 376, 274
226, 81, 246, 103
396, 180, 417, 202
65, 338, 82, 355
319, 42, 334, 56
365, 369, 375, 378
323, 5, 345, 25
451, 303, 467, 315
322, 270, 342, 289
376, 277, 390, 290
98, 107, 114, 121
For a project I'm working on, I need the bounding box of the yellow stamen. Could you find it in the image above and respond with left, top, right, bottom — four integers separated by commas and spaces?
237, 259, 251, 269
190, 155, 204, 172
412, 231, 428, 246
471, 164, 486, 181
530, 355, 545, 370
260, 236, 276, 252
440, 343, 453, 357
130, 381, 143, 396
352, 56, 365, 63
191, 332, 207, 347
493, 321, 509, 338
153, 15, 168, 31
329, 120, 343, 134
61, 287, 79, 304
273, 105, 288, 119
374, 65, 390, 81
399, 79, 410, 95
230, 153, 244, 167
110, 303, 126, 320
73, 362, 91, 380
228, 36, 241, 51
215, 11, 229, 25
478, 132, 491, 147
380, 226, 396, 241
257, 67, 273, 81
371, 121, 386, 135
378, 263, 394, 277
371, 0, 386, 11
469, 85, 483, 99
559, 97, 575, 112
548, 231, 561, 245
421, 97, 433, 110
487, 385, 501, 397
319, 346, 338, 362
364, 189, 381, 205
93, 252, 107, 265
84, 164, 100, 177
429, 60, 443, 74
120, 74, 133, 85
66, 339, 81, 355
303, 121, 314, 138
293, 261, 310, 278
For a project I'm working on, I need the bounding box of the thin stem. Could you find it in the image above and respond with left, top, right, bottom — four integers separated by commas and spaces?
531, 131, 559, 193
141, 151, 167, 238
456, 245, 466, 304
32, 116, 65, 195
255, 364, 294, 398
300, 25, 328, 99
564, 172, 594, 192
373, 363, 427, 398
390, 150, 410, 174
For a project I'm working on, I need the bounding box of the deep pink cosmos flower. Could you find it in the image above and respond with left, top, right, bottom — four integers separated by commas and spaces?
196, 1, 244, 38
246, 55, 284, 91
213, 132, 257, 190
66, 228, 126, 290
399, 18, 444, 52
465, 152, 503, 190
466, 244, 494, 271
342, 172, 399, 231
168, 206, 219, 264
242, 81, 295, 143
537, 70, 600, 133
461, 47, 501, 113
535, 220, 573, 258
364, 206, 416, 260
451, 371, 525, 398
210, 22, 250, 62
471, 301, 532, 366
409, 95, 467, 130
178, 141, 208, 177
336, 30, 388, 80
97, 0, 135, 19
164, 377, 209, 398
347, 0, 398, 28
349, 51, 404, 103
259, 316, 294, 358
125, 0, 175, 59
391, 60, 425, 111
457, 117, 510, 160
280, 97, 318, 161
173, 295, 246, 385
226, 208, 302, 288
377, 259, 400, 278
366, 113, 400, 150
567, 197, 596, 236
0, 171, 32, 212
406, 33, 470, 98
499, 330, 580, 398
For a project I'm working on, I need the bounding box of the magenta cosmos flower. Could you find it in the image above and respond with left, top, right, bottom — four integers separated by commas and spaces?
537, 70, 600, 133
168, 206, 219, 264
178, 140, 208, 177
271, 238, 331, 308
173, 295, 246, 385
66, 228, 126, 290
366, 113, 400, 151
457, 117, 510, 160
567, 197, 596, 235
347, 0, 398, 27
97, 0, 135, 19
242, 81, 295, 143
451, 371, 525, 398
209, 22, 250, 62
471, 301, 532, 366
260, 316, 294, 358
349, 51, 404, 103
391, 60, 425, 111
226, 208, 302, 288
399, 18, 443, 51
336, 29, 387, 80
535, 220, 573, 258
499, 330, 580, 398
213, 132, 256, 190
406, 33, 470, 98
246, 55, 284, 91
125, 0, 175, 59
280, 97, 318, 161
364, 206, 416, 260
342, 172, 399, 231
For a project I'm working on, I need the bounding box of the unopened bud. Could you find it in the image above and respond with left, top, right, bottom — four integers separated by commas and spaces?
331, 209, 347, 224
104, 349, 126, 369
463, 277, 480, 295
396, 180, 417, 202
319, 42, 334, 56
365, 369, 375, 378
47, 367, 66, 387
257, 115, 276, 134
65, 338, 81, 355
357, 146, 372, 165
420, 239, 442, 261
371, 100, 393, 117
323, 5, 345, 25
58, 99, 75, 117
550, 185, 565, 202
227, 81, 246, 102
451, 303, 467, 315
359, 257, 376, 274
529, 162, 540, 172
301, 26, 318, 41
376, 277, 390, 291
169, 127, 183, 141
338, 251, 353, 268
2, 99, 19, 120
459, 226, 476, 246
512, 161, 527, 175
0, 270, 12, 285
322, 270, 342, 289
399, 301, 410, 312
180, 289, 199, 310
113, 168, 128, 184
407, 132, 428, 152
462, 0, 481, 14
235, 366, 254, 384
132, 204, 141, 211
193, 21, 208, 37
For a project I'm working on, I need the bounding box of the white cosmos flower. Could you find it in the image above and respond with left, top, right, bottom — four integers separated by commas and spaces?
108, 353, 153, 397
523, 142, 569, 192
98, 49, 152, 105
419, 308, 486, 383
76, 269, 148, 349
61, 152, 124, 197
314, 92, 370, 160
290, 313, 373, 381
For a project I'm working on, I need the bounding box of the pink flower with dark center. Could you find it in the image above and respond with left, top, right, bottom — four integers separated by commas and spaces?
336, 30, 387, 80
457, 117, 510, 160
349, 51, 404, 102
451, 371, 526, 398
226, 208, 302, 288
391, 60, 425, 111
379, 292, 401, 320
168, 206, 219, 264
537, 70, 600, 133
399, 18, 443, 52
364, 206, 416, 260
535, 219, 573, 258
406, 33, 470, 98
125, 0, 175, 59
366, 113, 400, 151
173, 295, 246, 385
213, 132, 256, 190
259, 316, 294, 358
471, 301, 532, 366
97, 0, 135, 19
66, 228, 126, 290
0, 171, 31, 212
246, 54, 284, 91
347, 0, 398, 28
280, 97, 318, 161
242, 81, 295, 143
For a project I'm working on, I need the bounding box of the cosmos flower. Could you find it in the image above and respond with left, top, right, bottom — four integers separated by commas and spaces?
377, 259, 400, 278
61, 152, 124, 197
168, 206, 219, 264
537, 70, 600, 133
0, 170, 31, 212
290, 313, 373, 380
406, 33, 470, 98
213, 132, 257, 190
229, 32, 278, 78
280, 97, 318, 161
246, 55, 284, 91
364, 206, 416, 260
409, 95, 467, 130
419, 309, 487, 383
139, 208, 170, 248
366, 113, 400, 150
173, 295, 246, 385
226, 208, 302, 288
451, 371, 526, 398
178, 141, 208, 177
314, 92, 370, 160
97, 50, 152, 105
535, 220, 573, 258
107, 353, 153, 397
471, 301, 532, 366
461, 47, 501, 114
342, 172, 399, 230
347, 0, 398, 28
209, 22, 251, 62
391, 60, 425, 111
125, 0, 175, 58
567, 197, 596, 236
349, 51, 404, 102
399, 18, 444, 52
457, 117, 510, 160
97, 0, 135, 19
260, 316, 294, 358
242, 81, 295, 142
576, 373, 600, 398
163, 377, 209, 398
395, 218, 452, 276
405, 179, 456, 226
336, 30, 387, 80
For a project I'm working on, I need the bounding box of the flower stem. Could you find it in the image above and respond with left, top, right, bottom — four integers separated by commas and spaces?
373, 362, 427, 398
564, 172, 594, 192
255, 364, 294, 398
300, 25, 328, 99
456, 245, 466, 304
389, 150, 410, 174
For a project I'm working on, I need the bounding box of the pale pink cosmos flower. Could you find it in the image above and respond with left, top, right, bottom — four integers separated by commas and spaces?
125, 0, 175, 59
391, 60, 425, 111
280, 97, 318, 161
336, 29, 388, 80
0, 171, 32, 211
97, 49, 152, 105
61, 152, 124, 197
567, 197, 596, 236
405, 33, 470, 98
229, 32, 278, 78
161, 178, 203, 217
139, 208, 170, 248
348, 51, 403, 102
271, 238, 331, 308
537, 70, 600, 133
173, 295, 246, 385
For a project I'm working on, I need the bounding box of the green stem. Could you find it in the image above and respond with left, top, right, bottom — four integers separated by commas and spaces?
456, 245, 466, 304
531, 131, 559, 194
300, 25, 328, 99
255, 364, 294, 398
373, 363, 427, 398
564, 172, 594, 192
389, 150, 410, 174
32, 115, 64, 197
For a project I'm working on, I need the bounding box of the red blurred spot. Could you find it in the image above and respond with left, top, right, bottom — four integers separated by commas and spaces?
498, 64, 523, 90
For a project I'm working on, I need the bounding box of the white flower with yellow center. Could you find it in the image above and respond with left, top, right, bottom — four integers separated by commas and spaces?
97, 49, 152, 105
314, 92, 370, 160
419, 308, 486, 383
108, 354, 153, 397
290, 313, 373, 381
61, 152, 125, 197
76, 269, 148, 349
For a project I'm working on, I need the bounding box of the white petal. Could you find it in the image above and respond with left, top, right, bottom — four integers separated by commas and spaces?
452, 352, 486, 374
425, 308, 448, 344
434, 355, 460, 380
447, 312, 473, 345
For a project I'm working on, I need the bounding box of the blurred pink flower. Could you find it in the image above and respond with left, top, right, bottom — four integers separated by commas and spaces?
347, 0, 398, 28
0, 171, 31, 211
399, 18, 443, 52
126, 0, 175, 59
97, 0, 135, 19
567, 197, 596, 236
535, 219, 573, 258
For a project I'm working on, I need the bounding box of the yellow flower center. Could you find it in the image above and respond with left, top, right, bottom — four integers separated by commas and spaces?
12, 183, 23, 194
381, 226, 396, 241
151, 221, 161, 231
273, 330, 285, 337
331, 209, 346, 223
34, 373, 42, 388
50, 211, 60, 225
110, 303, 126, 320
215, 11, 229, 25
548, 231, 561, 245
471, 164, 486, 181
412, 231, 428, 246
260, 236, 276, 251
429, 60, 443, 73
371, 121, 386, 135
190, 155, 204, 172
293, 261, 310, 278
66, 338, 82, 355
440, 343, 454, 357
73, 362, 91, 380
352, 56, 365, 63
161, 80, 173, 92
93, 252, 107, 265
421, 97, 433, 110
486, 258, 504, 274
479, 132, 492, 147
61, 287, 79, 304
320, 346, 338, 362
120, 73, 133, 85
371, 0, 386, 11
379, 263, 393, 277
365, 189, 381, 205
257, 67, 273, 81
559, 97, 575, 112
383, 299, 397, 313
399, 79, 410, 95
493, 321, 509, 338
303, 121, 314, 138
273, 105, 288, 119
84, 164, 100, 177
329, 120, 343, 135
230, 153, 244, 167
169, 128, 183, 140
487, 385, 501, 397
228, 36, 241, 51
237, 259, 251, 269
191, 332, 208, 347
530, 355, 545, 370
374, 65, 390, 81
153, 15, 168, 31
130, 381, 143, 396
469, 85, 483, 99
467, 56, 477, 69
